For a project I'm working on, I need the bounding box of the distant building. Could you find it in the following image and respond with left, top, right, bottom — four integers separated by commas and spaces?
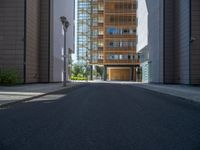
137, 0, 200, 85
76, 0, 91, 64
0, 0, 74, 83
137, 0, 149, 83
76, 0, 139, 81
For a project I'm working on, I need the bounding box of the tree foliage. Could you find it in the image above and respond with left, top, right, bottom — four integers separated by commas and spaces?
95, 66, 103, 78
71, 63, 90, 78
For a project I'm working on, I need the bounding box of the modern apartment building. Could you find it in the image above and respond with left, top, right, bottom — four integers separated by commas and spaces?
0, 0, 74, 83
77, 0, 139, 81
137, 0, 200, 85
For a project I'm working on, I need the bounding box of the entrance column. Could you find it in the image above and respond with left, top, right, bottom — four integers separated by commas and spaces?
130, 66, 134, 81
90, 65, 93, 80
104, 66, 107, 81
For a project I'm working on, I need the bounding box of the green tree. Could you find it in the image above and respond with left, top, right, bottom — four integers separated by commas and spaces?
72, 63, 82, 77
72, 63, 89, 78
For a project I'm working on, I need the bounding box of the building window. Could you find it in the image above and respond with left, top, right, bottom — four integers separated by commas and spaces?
110, 17, 114, 22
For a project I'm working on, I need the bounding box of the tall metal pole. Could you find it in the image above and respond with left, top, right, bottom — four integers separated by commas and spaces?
63, 30, 67, 87
60, 16, 69, 87
90, 0, 93, 81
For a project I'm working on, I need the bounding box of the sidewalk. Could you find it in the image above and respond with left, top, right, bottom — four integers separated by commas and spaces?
132, 83, 200, 103
0, 82, 85, 107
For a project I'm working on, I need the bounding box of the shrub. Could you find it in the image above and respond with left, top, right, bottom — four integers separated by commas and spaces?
0, 69, 22, 85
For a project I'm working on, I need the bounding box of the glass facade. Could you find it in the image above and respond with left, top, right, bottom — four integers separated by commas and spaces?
76, 0, 138, 65
76, 0, 92, 64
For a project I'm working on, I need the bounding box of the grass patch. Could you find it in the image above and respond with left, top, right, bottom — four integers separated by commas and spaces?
70, 76, 87, 81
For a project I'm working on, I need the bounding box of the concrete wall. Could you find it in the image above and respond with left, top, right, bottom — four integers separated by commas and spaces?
0, 0, 25, 81
26, 0, 40, 83
137, 0, 149, 83
137, 0, 200, 85
26, 0, 52, 83
137, 0, 148, 52
164, 0, 192, 84
191, 0, 200, 84
164, 0, 175, 83
174, 0, 190, 84
0, 0, 74, 83
146, 0, 164, 83
39, 0, 51, 83
164, 0, 200, 85
51, 0, 74, 82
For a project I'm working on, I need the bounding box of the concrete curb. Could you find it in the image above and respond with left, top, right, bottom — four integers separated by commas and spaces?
0, 83, 88, 108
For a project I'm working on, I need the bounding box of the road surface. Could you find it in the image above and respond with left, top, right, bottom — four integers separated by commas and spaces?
0, 83, 200, 150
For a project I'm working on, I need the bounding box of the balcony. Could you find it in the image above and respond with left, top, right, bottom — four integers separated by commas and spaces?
104, 49, 136, 53
98, 22, 104, 27
104, 1, 136, 14
105, 34, 136, 39
90, 59, 103, 65
103, 59, 140, 65
98, 10, 104, 14
98, 47, 104, 51
98, 35, 103, 39
105, 16, 136, 26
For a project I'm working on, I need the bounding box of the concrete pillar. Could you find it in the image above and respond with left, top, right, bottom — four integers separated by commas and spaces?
130, 66, 134, 81
90, 65, 93, 80
133, 66, 136, 81
104, 66, 107, 81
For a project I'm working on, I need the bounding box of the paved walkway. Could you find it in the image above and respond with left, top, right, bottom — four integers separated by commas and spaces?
1, 80, 199, 107
0, 82, 85, 107
132, 83, 200, 103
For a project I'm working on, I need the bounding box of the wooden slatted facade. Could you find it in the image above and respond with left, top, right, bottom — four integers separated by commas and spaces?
90, 0, 139, 81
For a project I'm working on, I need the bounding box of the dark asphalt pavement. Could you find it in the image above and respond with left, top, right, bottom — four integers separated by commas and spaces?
0, 83, 200, 150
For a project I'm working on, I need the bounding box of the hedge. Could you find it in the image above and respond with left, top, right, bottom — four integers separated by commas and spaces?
0, 69, 22, 85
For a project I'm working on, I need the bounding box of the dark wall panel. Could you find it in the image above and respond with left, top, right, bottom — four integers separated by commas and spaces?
39, 0, 50, 82
0, 0, 25, 82
191, 0, 200, 84
164, 0, 175, 83
174, 0, 190, 84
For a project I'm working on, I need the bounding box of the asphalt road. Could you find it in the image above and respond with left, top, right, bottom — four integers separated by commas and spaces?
0, 83, 200, 150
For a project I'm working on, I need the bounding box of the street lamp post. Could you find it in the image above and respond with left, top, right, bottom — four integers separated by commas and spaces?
60, 16, 70, 87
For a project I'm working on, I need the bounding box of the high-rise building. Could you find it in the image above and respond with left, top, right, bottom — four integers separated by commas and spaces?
137, 0, 200, 85
76, 0, 91, 64
0, 0, 74, 83
76, 0, 139, 81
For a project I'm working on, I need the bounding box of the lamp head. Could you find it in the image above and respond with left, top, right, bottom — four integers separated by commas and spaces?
60, 16, 67, 25
60, 16, 70, 30
64, 20, 70, 29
